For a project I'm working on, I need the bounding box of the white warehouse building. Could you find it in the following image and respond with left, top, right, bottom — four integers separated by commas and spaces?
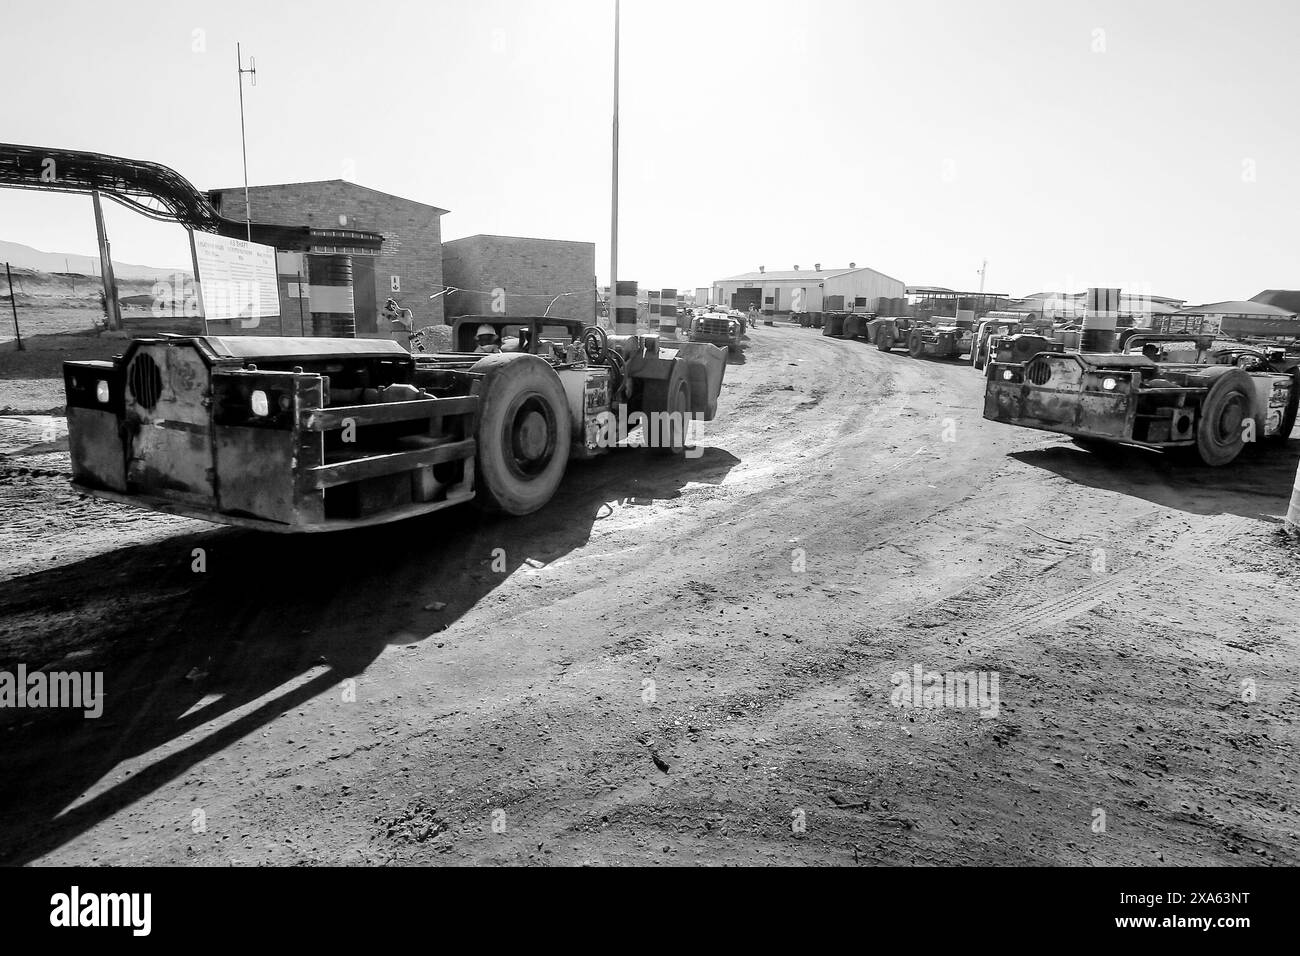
713, 264, 907, 318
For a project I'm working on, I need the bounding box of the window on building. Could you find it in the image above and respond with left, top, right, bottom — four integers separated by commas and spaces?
764, 297, 774, 305
854, 297, 867, 307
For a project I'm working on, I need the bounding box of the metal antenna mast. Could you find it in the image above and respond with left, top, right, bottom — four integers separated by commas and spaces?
610, 0, 620, 301
237, 43, 257, 242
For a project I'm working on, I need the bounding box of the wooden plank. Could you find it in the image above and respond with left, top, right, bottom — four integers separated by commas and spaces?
300, 438, 477, 491
301, 395, 478, 431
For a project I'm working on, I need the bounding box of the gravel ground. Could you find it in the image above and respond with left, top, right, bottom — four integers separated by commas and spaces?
1, 323, 1297, 866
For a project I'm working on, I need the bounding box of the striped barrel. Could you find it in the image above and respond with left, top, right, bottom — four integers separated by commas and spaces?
658, 288, 678, 339
308, 254, 356, 338
614, 280, 637, 334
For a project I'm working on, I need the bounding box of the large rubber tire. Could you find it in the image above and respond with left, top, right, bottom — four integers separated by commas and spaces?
907, 331, 925, 358
641, 362, 692, 455
1194, 368, 1254, 466
470, 353, 571, 515
843, 315, 861, 339
876, 327, 894, 352
824, 314, 845, 338
1266, 369, 1300, 443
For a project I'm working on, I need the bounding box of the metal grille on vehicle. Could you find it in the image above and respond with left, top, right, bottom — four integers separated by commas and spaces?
127, 352, 163, 410
1026, 357, 1052, 385
700, 318, 731, 334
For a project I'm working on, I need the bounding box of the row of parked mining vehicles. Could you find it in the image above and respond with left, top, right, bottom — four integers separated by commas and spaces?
803, 291, 1300, 467
821, 309, 1029, 362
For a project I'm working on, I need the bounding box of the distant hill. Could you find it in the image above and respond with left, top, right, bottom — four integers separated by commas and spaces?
0, 239, 188, 280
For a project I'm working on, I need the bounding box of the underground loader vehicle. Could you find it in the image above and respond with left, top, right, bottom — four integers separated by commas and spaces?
862, 316, 917, 352
905, 320, 974, 360
62, 316, 727, 531
984, 333, 1300, 466
689, 308, 744, 353
985, 331, 1064, 368
971, 319, 1035, 370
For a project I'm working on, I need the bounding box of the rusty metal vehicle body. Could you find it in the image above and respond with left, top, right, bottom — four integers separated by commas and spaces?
984, 333, 1300, 465
64, 316, 728, 531
690, 308, 743, 353
985, 330, 1066, 368
863, 315, 917, 352
971, 319, 1030, 369
905, 320, 974, 360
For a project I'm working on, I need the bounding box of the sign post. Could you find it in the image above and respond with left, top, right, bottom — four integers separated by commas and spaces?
91, 190, 122, 331
188, 229, 208, 335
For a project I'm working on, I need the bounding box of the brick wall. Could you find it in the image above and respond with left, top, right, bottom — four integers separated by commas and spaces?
210, 181, 446, 336
441, 235, 596, 324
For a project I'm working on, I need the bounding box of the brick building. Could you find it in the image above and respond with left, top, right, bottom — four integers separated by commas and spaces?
442, 235, 596, 324
209, 181, 448, 336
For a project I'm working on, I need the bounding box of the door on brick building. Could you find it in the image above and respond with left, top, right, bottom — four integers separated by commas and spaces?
352, 256, 378, 336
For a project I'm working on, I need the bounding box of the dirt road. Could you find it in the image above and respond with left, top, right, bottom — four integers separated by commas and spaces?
1, 324, 1297, 866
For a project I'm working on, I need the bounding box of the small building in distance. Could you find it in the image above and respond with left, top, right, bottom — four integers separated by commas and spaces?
713, 264, 906, 318
208, 180, 448, 337
442, 235, 596, 324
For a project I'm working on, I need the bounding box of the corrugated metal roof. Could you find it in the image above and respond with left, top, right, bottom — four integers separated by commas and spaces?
720, 269, 841, 281
721, 265, 904, 284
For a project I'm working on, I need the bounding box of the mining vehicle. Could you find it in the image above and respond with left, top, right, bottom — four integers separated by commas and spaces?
862, 315, 919, 352
690, 308, 744, 353
63, 317, 727, 531
904, 320, 974, 360
984, 332, 1300, 465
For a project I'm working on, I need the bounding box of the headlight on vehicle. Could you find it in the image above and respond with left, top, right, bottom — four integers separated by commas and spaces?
1002, 370, 1014, 381
95, 380, 110, 404
1102, 377, 1117, 391
251, 389, 270, 417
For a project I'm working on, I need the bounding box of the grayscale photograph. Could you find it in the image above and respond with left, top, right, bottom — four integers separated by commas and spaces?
0, 0, 1292, 923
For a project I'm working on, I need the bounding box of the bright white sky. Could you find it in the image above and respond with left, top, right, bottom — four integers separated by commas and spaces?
1, 0, 1296, 302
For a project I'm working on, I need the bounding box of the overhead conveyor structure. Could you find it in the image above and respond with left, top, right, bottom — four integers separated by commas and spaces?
0, 143, 384, 334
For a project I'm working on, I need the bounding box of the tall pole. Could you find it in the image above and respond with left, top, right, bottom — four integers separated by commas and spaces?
91, 190, 122, 331
6, 262, 23, 351
610, 0, 620, 298
237, 43, 257, 242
